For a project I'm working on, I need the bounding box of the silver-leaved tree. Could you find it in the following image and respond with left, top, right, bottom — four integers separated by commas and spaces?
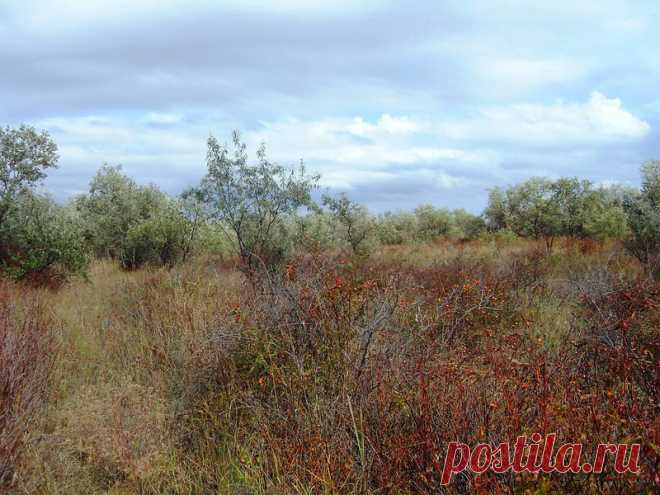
194, 131, 319, 274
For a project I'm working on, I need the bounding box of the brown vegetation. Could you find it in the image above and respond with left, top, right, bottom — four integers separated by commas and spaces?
3, 240, 658, 494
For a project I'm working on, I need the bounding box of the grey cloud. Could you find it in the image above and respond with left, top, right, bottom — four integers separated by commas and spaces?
2, 0, 659, 210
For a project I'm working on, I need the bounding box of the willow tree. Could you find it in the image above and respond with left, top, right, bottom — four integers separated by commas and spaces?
0, 125, 58, 227
194, 131, 319, 273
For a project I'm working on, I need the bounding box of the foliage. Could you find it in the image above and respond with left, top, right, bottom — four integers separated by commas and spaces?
624, 161, 660, 274
119, 199, 197, 270
451, 208, 486, 240
0, 125, 58, 228
76, 164, 169, 259
376, 211, 418, 245
0, 192, 89, 282
413, 204, 453, 241
323, 193, 375, 255
76, 165, 202, 269
0, 125, 84, 282
14, 241, 657, 494
485, 177, 630, 250
483, 187, 509, 231
194, 131, 319, 272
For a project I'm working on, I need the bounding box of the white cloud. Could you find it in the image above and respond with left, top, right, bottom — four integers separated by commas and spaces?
37, 112, 478, 199
143, 112, 182, 125
478, 57, 586, 92
346, 114, 421, 136
440, 92, 650, 145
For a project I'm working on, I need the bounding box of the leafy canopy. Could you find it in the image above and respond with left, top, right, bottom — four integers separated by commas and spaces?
195, 131, 319, 271
0, 125, 58, 225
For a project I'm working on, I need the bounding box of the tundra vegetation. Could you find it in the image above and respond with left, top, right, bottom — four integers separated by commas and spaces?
0, 125, 658, 494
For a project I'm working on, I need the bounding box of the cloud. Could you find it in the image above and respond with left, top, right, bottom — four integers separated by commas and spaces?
1, 1, 658, 210
143, 112, 182, 126
477, 57, 587, 93
440, 92, 650, 146
346, 114, 421, 136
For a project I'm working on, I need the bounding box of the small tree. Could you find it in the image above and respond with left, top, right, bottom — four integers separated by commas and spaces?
624, 161, 660, 275
323, 193, 374, 255
484, 187, 509, 231
452, 209, 486, 240
376, 211, 418, 245
76, 165, 169, 260
194, 131, 319, 273
0, 125, 58, 227
505, 178, 561, 251
582, 186, 629, 240
414, 204, 453, 241
119, 199, 195, 270
1, 192, 89, 281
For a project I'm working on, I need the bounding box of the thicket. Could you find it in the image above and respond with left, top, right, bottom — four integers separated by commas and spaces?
1, 124, 658, 282
0, 125, 89, 284
1, 124, 659, 493
12, 240, 658, 493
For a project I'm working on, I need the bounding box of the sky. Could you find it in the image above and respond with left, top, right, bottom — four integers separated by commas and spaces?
2, 0, 659, 212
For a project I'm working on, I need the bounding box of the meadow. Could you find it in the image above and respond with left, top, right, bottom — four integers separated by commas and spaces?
3, 237, 657, 494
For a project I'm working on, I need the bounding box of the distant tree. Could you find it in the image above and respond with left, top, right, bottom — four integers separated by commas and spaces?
551, 178, 591, 238
376, 211, 418, 245
505, 178, 563, 250
289, 209, 336, 252
323, 192, 374, 255
0, 125, 58, 227
484, 187, 509, 231
582, 186, 629, 240
0, 125, 88, 281
1, 192, 89, 280
414, 204, 453, 241
194, 131, 319, 273
452, 209, 486, 240
76, 165, 168, 259
624, 161, 660, 275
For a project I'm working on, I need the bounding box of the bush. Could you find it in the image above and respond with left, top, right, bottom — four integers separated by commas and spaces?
624, 161, 660, 275
119, 200, 198, 270
77, 165, 203, 270
76, 165, 170, 260
413, 204, 453, 241
376, 211, 417, 245
194, 131, 319, 274
0, 192, 89, 283
323, 193, 375, 255
451, 209, 486, 240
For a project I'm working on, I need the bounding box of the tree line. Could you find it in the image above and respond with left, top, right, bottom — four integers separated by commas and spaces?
0, 124, 658, 281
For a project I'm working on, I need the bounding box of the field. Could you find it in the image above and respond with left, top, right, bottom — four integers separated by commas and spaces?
2, 238, 658, 494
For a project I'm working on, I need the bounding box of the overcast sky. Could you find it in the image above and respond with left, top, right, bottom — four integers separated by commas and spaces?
2, 0, 659, 212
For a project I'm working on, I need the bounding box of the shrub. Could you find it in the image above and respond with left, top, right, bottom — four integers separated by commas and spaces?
451, 209, 486, 240
376, 211, 418, 245
624, 161, 660, 275
323, 193, 375, 255
0, 124, 58, 229
193, 131, 319, 274
119, 199, 199, 270
0, 192, 89, 283
414, 204, 453, 241
0, 125, 86, 282
76, 164, 170, 260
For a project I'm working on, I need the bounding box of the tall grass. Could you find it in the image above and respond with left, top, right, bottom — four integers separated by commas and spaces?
0, 280, 57, 488
6, 239, 658, 493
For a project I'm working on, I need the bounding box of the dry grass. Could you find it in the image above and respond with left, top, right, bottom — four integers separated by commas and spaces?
3, 239, 658, 494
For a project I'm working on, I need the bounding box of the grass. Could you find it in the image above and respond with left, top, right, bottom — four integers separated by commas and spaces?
3, 239, 658, 494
